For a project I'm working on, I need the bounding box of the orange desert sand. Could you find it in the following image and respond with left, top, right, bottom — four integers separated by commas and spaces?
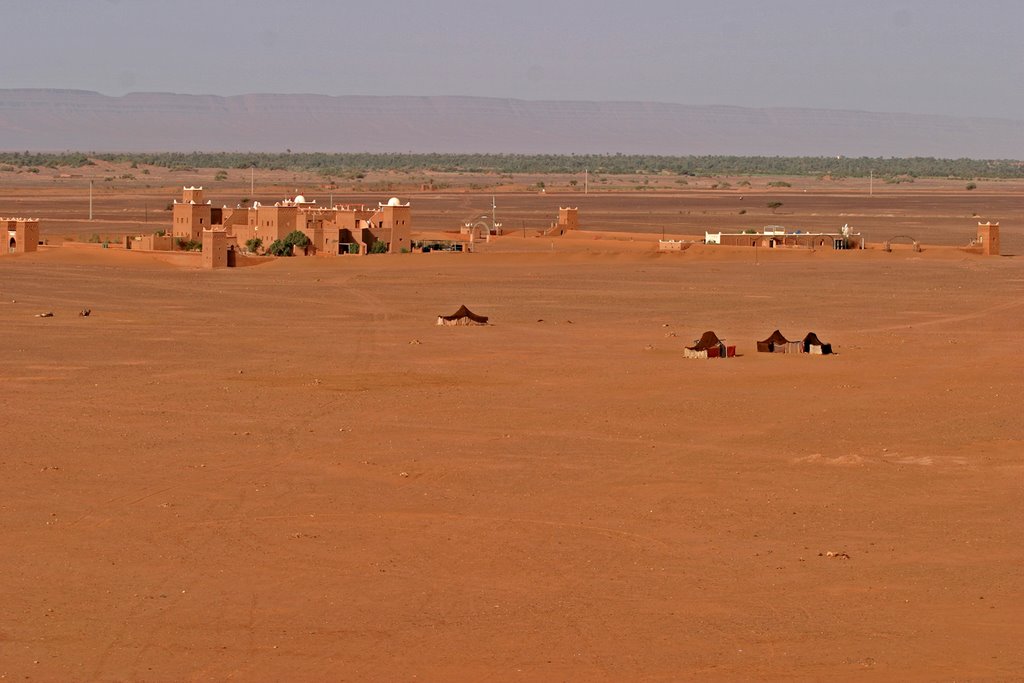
2, 170, 1023, 681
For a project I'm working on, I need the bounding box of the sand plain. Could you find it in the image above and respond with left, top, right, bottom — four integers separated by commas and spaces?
2, 172, 1023, 681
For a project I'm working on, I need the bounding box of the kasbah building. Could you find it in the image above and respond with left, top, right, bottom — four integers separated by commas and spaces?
143, 186, 412, 260
1, 217, 40, 255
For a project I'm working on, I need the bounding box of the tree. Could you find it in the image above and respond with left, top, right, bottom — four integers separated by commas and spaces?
767, 201, 783, 213
266, 231, 312, 257
267, 239, 292, 256
284, 230, 310, 249
245, 237, 263, 253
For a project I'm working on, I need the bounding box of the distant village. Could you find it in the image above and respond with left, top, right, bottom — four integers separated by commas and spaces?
2, 185, 1002, 266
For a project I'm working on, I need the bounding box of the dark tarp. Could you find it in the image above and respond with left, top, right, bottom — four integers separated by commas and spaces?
802, 332, 832, 354
439, 305, 489, 324
687, 330, 725, 352
757, 329, 791, 353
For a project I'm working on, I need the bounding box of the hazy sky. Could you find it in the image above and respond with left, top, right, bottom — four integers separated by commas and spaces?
3, 0, 1022, 119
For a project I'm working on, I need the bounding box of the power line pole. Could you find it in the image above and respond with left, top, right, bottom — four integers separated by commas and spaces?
89, 179, 93, 220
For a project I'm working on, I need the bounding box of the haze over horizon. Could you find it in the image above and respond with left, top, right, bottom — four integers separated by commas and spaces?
3, 0, 1023, 121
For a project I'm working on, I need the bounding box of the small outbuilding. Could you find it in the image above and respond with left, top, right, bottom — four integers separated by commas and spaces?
437, 305, 489, 326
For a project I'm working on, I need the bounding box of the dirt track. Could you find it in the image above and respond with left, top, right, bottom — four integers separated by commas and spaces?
2, 237, 1023, 681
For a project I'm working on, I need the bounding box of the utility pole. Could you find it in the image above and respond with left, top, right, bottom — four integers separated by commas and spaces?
89, 179, 93, 221
250, 166, 255, 200
585, 168, 588, 194
869, 170, 873, 197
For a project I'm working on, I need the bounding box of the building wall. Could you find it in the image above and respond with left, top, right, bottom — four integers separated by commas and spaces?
713, 232, 864, 249
1, 219, 40, 254
202, 229, 228, 269
558, 207, 579, 231
374, 204, 412, 253
182, 187, 205, 204
978, 222, 1000, 256
171, 203, 212, 240
130, 234, 174, 251
254, 205, 298, 244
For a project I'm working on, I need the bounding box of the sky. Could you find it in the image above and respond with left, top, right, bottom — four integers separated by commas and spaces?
2, 0, 1022, 120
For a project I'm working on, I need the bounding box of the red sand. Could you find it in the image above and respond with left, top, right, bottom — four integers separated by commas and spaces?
2, 177, 1023, 681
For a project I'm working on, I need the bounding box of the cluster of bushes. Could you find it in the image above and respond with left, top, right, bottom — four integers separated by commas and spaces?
176, 237, 202, 251
266, 231, 310, 257
2, 151, 1022, 180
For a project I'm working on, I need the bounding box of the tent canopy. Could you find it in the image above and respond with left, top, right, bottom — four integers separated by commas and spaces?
802, 332, 826, 346
761, 329, 791, 345
802, 331, 833, 354
439, 305, 488, 324
687, 330, 724, 351
757, 329, 791, 352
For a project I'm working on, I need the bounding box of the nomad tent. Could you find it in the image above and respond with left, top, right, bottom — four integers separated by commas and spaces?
802, 332, 833, 355
684, 331, 735, 359
757, 329, 797, 353
437, 305, 489, 326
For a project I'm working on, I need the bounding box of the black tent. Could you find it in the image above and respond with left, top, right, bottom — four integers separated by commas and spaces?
437, 305, 489, 326
757, 329, 791, 353
802, 332, 833, 355
685, 330, 727, 358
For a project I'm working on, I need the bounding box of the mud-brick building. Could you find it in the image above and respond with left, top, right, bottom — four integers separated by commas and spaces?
705, 225, 865, 250
171, 186, 214, 240
0, 217, 40, 254
976, 222, 1000, 256
170, 188, 411, 255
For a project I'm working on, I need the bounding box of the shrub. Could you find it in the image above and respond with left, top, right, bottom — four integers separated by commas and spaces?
966, 182, 977, 190
267, 239, 291, 256
369, 240, 389, 254
767, 201, 783, 211
284, 230, 310, 249
245, 237, 263, 253
767, 181, 791, 187
88, 233, 102, 243
175, 237, 202, 251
